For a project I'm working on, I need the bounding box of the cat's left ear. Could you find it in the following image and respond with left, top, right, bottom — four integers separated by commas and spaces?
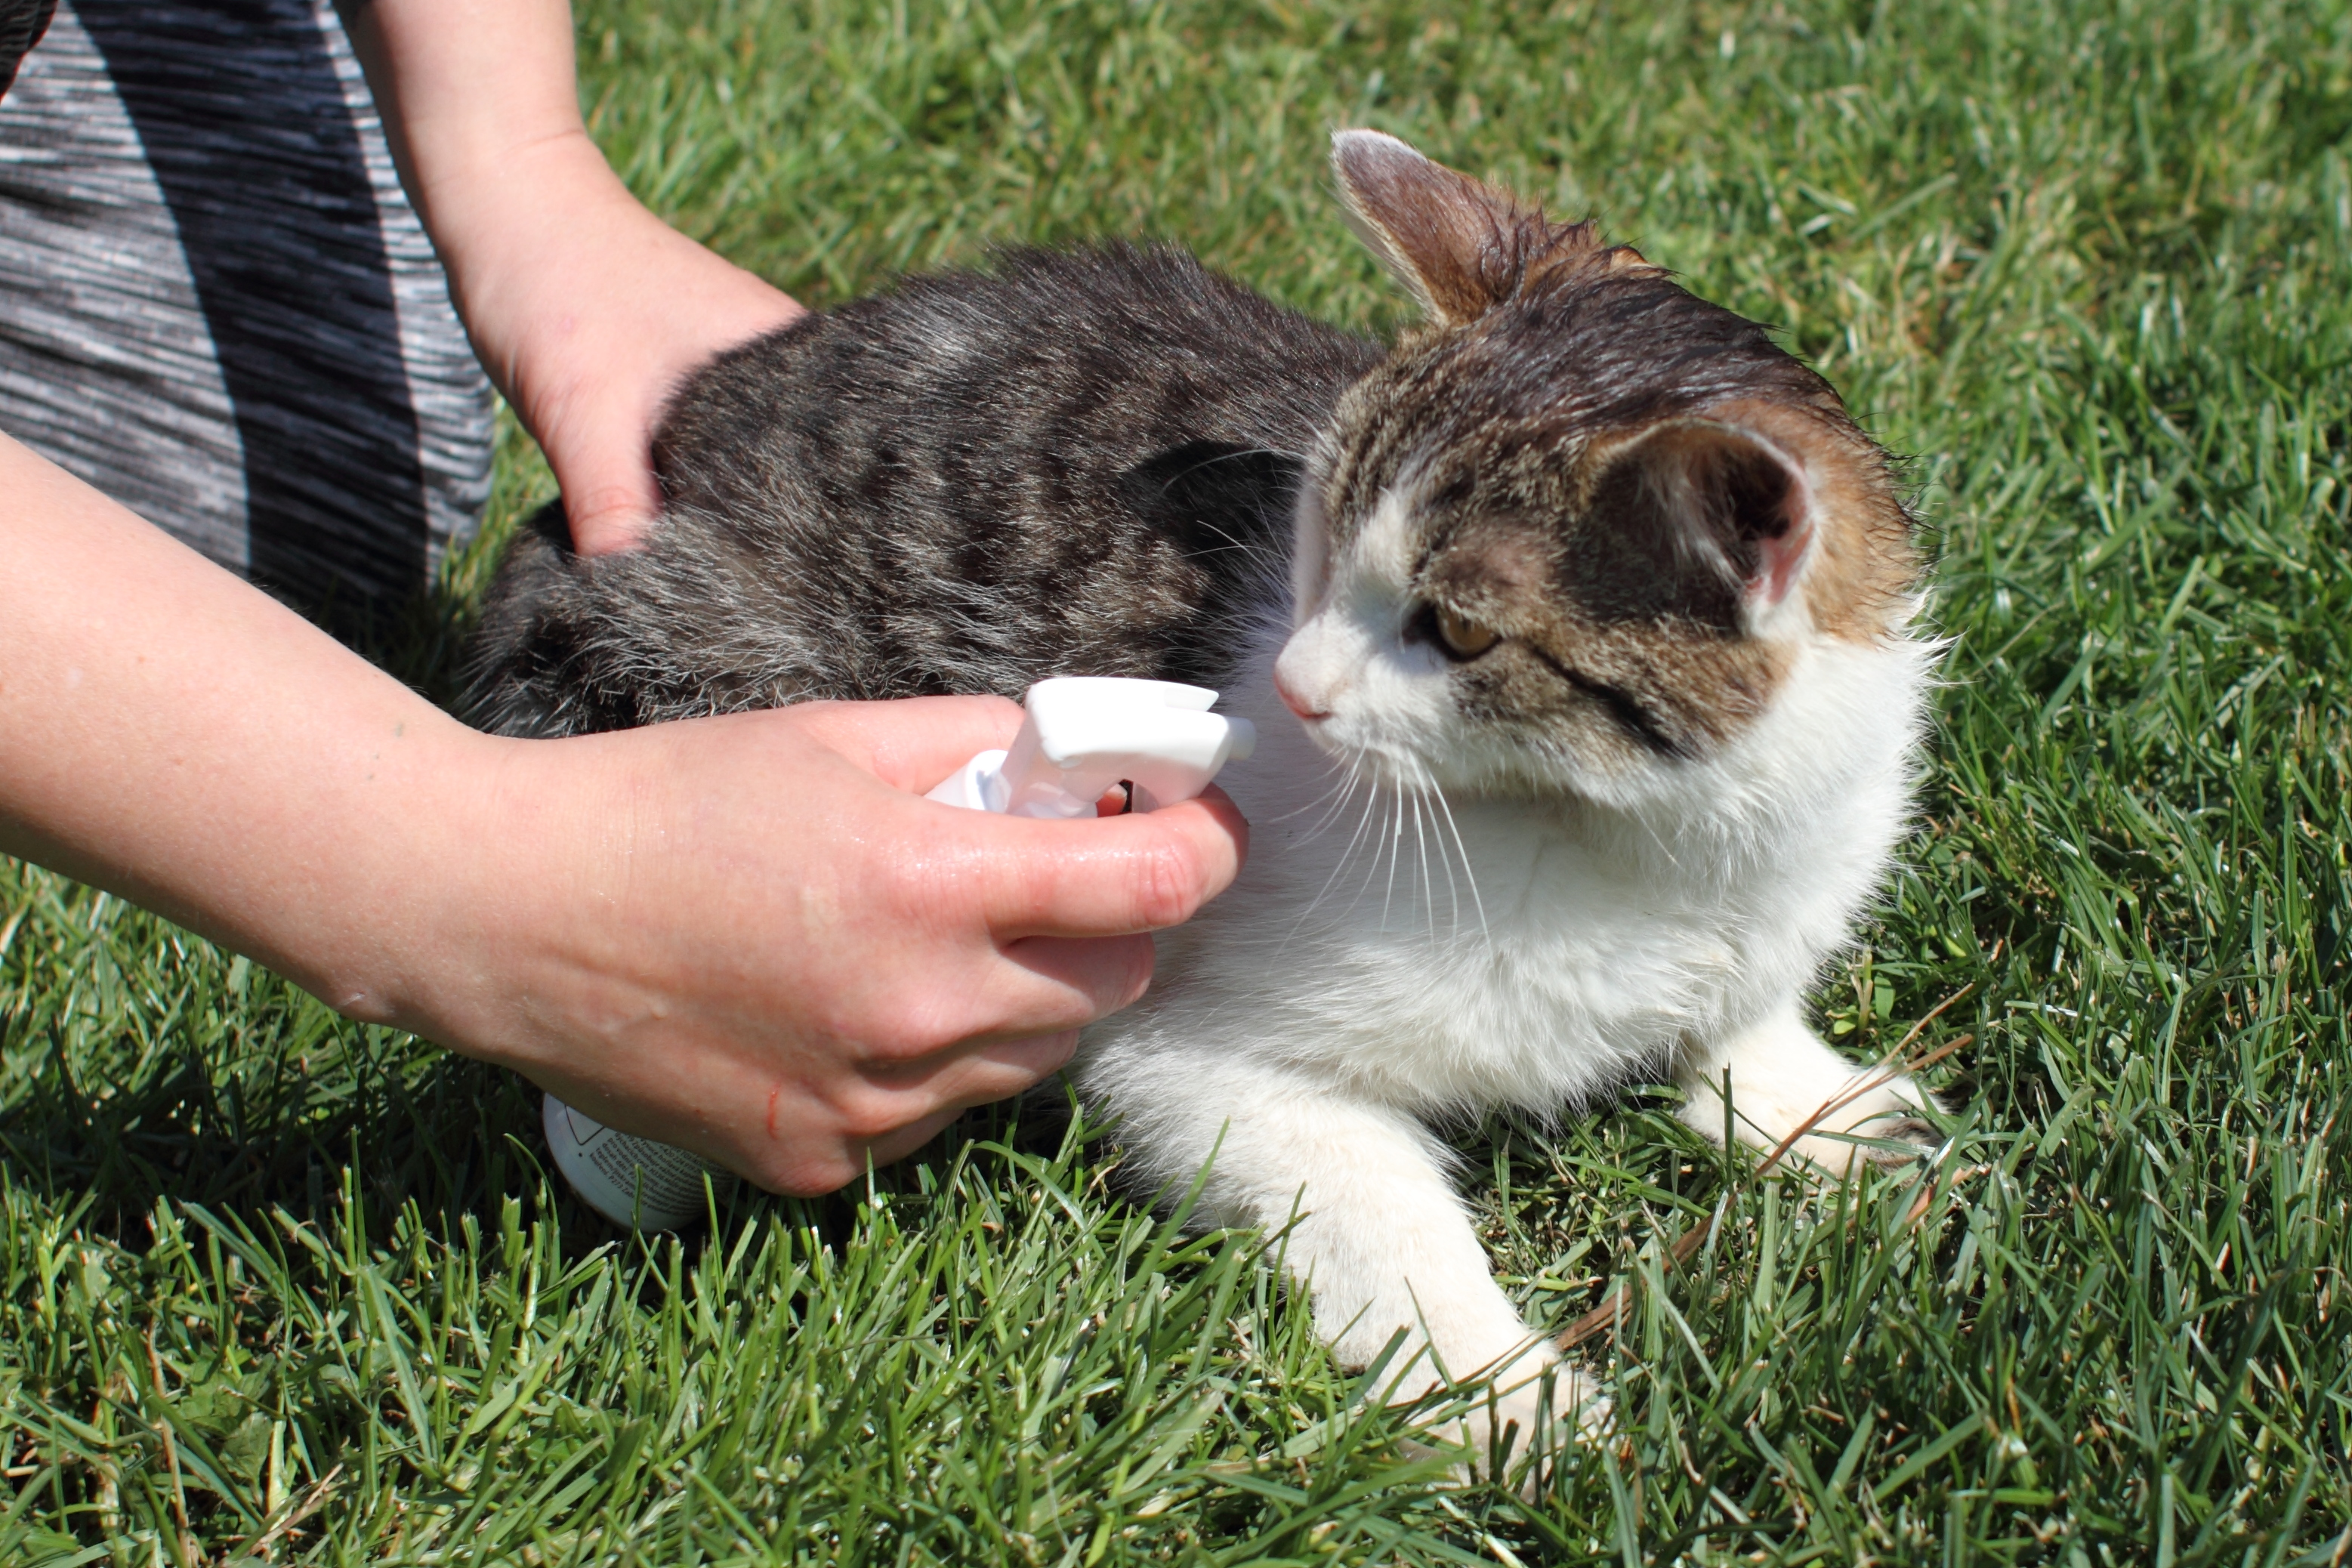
1332, 130, 1583, 326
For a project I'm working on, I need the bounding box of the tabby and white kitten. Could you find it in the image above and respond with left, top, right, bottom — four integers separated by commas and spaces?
468, 131, 1935, 1451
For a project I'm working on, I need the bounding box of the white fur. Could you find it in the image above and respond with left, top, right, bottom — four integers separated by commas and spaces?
1070, 476, 1933, 1462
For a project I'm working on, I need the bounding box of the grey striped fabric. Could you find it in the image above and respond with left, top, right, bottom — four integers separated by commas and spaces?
0, 0, 493, 621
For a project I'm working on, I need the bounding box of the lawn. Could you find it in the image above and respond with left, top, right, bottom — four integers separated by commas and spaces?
5, 0, 2350, 1560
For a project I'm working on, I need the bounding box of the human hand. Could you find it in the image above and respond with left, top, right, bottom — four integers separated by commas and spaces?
347, 0, 805, 556
437, 142, 805, 555
412, 696, 1249, 1195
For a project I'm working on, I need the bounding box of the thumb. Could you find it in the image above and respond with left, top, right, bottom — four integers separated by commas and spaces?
558, 454, 660, 557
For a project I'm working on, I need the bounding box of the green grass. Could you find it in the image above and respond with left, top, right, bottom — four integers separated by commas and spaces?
6, 0, 2351, 1559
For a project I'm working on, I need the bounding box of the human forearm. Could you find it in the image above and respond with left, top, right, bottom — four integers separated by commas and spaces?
337, 0, 588, 212
2, 4, 1252, 1196
338, 0, 585, 187
341, 0, 644, 382
343, 0, 804, 552
0, 435, 489, 1021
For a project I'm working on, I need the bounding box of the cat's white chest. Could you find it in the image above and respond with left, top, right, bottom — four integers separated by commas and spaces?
1082, 619, 1921, 1122
1099, 703, 1771, 1113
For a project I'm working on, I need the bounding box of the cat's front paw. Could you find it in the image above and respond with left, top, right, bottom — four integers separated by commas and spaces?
1771, 1070, 1943, 1178
1678, 1005, 1948, 1180
1421, 1347, 1606, 1495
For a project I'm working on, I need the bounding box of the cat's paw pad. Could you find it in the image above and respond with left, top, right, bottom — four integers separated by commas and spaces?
1779, 1075, 1943, 1177
1870, 1112, 1943, 1152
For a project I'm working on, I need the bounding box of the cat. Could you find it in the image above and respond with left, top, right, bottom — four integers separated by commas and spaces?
466, 130, 1937, 1465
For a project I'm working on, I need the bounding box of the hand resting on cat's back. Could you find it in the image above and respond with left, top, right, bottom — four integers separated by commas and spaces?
464, 131, 1940, 1475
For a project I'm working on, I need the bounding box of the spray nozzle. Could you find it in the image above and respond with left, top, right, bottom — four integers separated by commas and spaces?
927, 678, 1255, 817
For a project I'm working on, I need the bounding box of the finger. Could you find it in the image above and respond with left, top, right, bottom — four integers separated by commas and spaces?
786, 694, 1026, 792
545, 409, 661, 556
860, 1032, 1079, 1162
846, 934, 1150, 1066
915, 933, 1155, 1054
562, 477, 659, 557
851, 1107, 967, 1174
995, 933, 1156, 1024
972, 786, 1248, 940
755, 1031, 1078, 1193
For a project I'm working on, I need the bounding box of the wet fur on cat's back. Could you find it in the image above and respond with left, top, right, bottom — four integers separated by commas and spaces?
468, 244, 1381, 736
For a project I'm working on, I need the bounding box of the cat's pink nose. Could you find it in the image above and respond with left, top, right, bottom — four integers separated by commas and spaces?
1273, 668, 1329, 722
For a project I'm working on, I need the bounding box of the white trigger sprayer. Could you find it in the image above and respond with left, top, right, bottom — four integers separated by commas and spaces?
919, 677, 1255, 818
544, 678, 1255, 1230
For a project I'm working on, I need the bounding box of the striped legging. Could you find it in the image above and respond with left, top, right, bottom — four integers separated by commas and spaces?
0, 0, 495, 625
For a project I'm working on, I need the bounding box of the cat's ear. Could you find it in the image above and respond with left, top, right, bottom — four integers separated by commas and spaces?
1588, 418, 1815, 616
1332, 130, 1581, 326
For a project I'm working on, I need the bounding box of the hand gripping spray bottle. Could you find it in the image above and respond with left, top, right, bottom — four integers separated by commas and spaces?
542, 678, 1257, 1230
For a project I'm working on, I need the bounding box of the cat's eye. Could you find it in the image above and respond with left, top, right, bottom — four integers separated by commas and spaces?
1432, 604, 1501, 660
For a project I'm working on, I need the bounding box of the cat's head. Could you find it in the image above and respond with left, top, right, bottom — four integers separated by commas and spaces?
1274, 131, 1918, 809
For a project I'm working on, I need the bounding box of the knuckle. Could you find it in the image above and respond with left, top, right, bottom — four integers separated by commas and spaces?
823, 985, 958, 1063
834, 1086, 908, 1145
1130, 837, 1207, 929
1116, 938, 1156, 1007
1027, 1029, 1081, 1075
756, 1152, 854, 1199
865, 1002, 955, 1063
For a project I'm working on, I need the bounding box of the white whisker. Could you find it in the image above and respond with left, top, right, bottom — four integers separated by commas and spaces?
1410, 789, 1436, 940
1274, 757, 1361, 835
1422, 780, 1462, 934
1632, 808, 1685, 874
1352, 785, 1400, 920
1284, 771, 1381, 945
1426, 776, 1491, 943
1381, 782, 1407, 931
1315, 761, 1369, 841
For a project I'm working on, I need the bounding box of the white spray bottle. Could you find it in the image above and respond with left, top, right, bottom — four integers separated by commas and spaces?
542, 678, 1255, 1230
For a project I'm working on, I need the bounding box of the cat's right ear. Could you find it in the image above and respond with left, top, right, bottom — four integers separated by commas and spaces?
1332, 130, 1546, 326
1583, 418, 1816, 625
